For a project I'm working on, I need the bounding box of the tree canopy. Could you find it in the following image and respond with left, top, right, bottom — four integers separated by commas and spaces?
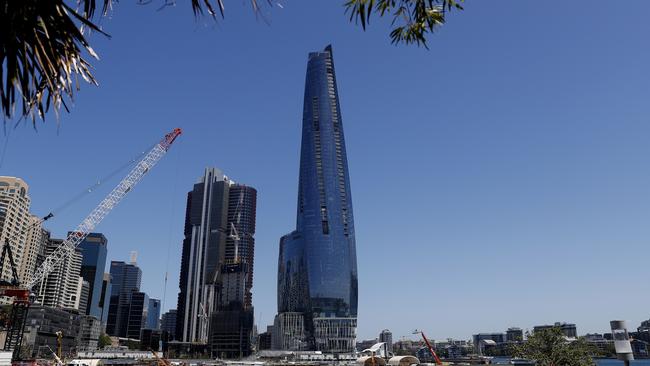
513, 328, 596, 366
0, 0, 462, 124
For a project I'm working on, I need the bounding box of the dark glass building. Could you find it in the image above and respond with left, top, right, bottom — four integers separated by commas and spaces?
176, 168, 257, 357
106, 260, 142, 337
146, 298, 161, 330
276, 45, 358, 353
77, 232, 108, 319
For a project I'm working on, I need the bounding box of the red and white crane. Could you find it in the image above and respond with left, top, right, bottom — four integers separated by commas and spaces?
0, 128, 182, 357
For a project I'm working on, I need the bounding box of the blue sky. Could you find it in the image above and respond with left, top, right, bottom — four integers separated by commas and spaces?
2, 1, 650, 341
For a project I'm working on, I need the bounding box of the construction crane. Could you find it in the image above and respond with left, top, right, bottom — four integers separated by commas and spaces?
413, 329, 443, 365
0, 128, 182, 358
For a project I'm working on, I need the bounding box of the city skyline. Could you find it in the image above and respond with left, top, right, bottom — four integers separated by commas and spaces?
2, 1, 650, 342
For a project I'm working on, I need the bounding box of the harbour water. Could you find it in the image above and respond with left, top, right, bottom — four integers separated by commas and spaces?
595, 360, 650, 366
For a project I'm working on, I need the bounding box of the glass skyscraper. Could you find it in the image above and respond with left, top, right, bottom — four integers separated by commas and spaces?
77, 232, 108, 319
276, 45, 358, 353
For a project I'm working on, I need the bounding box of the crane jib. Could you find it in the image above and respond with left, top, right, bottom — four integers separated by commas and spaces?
24, 128, 182, 291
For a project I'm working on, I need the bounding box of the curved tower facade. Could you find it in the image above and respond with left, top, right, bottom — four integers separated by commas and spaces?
276, 45, 358, 353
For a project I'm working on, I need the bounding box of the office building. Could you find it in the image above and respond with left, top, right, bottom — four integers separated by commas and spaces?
379, 329, 393, 353
506, 327, 523, 342
275, 45, 358, 353
78, 315, 102, 351
533, 322, 577, 338
176, 167, 257, 350
140, 328, 162, 352
126, 291, 149, 340
78, 233, 108, 318
38, 237, 83, 310
147, 298, 161, 330
106, 260, 142, 337
0, 177, 32, 283
76, 279, 90, 315
98, 273, 112, 326
161, 309, 177, 338
473, 333, 506, 354
21, 305, 82, 358
19, 215, 47, 284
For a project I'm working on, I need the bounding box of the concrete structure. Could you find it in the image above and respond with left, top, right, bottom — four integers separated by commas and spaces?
276, 45, 358, 353
0, 177, 32, 283
380, 329, 393, 353
38, 237, 84, 310
258, 326, 273, 351
78, 315, 102, 351
175, 167, 257, 358
21, 305, 81, 358
77, 279, 91, 314
176, 168, 257, 343
272, 312, 307, 351
78, 233, 108, 318
19, 215, 47, 284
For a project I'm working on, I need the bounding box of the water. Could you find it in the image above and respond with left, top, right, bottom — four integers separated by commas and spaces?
595, 360, 650, 366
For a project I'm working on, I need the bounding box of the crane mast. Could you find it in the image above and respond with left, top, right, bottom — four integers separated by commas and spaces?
25, 128, 182, 291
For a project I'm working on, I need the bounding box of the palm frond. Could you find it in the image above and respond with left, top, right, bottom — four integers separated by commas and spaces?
345, 0, 464, 47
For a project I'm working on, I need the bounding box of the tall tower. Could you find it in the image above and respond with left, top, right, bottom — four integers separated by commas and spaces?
176, 167, 257, 353
78, 232, 108, 318
276, 45, 358, 353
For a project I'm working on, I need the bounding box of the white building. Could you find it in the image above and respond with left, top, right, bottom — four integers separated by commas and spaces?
0, 177, 32, 282
38, 237, 83, 309
19, 215, 47, 283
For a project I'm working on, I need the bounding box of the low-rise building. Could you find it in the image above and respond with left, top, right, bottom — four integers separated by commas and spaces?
21, 306, 81, 358
533, 322, 577, 338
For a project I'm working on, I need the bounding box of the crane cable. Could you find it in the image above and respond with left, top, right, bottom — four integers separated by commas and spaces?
0, 142, 156, 269
161, 141, 182, 314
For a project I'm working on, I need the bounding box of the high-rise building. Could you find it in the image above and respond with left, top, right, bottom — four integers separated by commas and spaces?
77, 279, 91, 315
106, 260, 142, 337
98, 273, 112, 326
0, 177, 32, 283
161, 309, 177, 338
175, 167, 257, 350
126, 291, 149, 340
275, 45, 358, 353
78, 233, 108, 318
19, 215, 47, 284
147, 298, 161, 330
379, 329, 393, 353
38, 237, 84, 310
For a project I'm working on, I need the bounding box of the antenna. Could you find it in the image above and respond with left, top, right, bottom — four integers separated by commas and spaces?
130, 251, 138, 264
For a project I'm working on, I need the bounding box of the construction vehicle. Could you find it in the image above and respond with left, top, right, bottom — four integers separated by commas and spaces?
0, 128, 182, 360
413, 330, 443, 365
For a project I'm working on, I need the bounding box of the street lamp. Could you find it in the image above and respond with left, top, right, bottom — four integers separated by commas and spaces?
610, 320, 634, 366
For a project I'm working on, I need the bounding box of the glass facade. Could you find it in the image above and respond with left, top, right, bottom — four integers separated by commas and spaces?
277, 45, 358, 352
77, 232, 108, 318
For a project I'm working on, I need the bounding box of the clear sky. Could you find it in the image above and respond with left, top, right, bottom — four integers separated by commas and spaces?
2, 1, 650, 342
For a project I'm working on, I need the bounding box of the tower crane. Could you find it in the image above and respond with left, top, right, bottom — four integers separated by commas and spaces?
0, 128, 182, 358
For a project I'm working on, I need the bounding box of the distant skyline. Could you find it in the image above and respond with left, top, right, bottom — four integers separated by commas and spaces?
2, 1, 650, 341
